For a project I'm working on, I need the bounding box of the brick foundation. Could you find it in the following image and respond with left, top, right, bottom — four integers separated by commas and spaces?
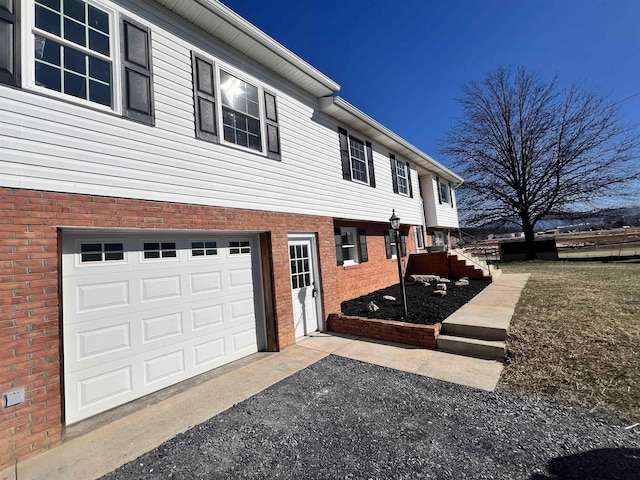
327, 313, 441, 349
0, 187, 341, 469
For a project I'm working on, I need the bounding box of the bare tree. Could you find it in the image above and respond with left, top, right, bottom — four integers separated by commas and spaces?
442, 66, 639, 259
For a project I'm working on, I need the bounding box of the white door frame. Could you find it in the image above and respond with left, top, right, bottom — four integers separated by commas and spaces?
287, 233, 324, 334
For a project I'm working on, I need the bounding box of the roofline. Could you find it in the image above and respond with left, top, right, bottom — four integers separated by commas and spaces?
195, 0, 340, 94
320, 96, 464, 184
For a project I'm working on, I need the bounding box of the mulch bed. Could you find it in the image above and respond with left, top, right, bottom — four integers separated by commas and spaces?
341, 279, 489, 325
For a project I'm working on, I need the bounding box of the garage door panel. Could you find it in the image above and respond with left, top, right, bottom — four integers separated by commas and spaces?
63, 232, 263, 425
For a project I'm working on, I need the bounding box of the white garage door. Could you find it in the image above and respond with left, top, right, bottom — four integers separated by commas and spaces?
62, 232, 265, 424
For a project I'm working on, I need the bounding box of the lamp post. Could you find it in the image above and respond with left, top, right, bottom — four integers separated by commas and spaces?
389, 209, 408, 318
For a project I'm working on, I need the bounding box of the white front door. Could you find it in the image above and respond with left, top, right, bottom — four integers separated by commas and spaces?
288, 236, 320, 338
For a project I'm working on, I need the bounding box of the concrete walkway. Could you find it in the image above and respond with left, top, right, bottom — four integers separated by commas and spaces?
3, 274, 530, 480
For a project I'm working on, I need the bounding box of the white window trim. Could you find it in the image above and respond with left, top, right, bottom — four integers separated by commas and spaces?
347, 136, 368, 185
74, 238, 127, 267
214, 62, 268, 156
140, 240, 180, 262
189, 239, 219, 260
439, 179, 451, 205
415, 226, 425, 250
396, 162, 409, 196
22, 0, 123, 113
340, 227, 359, 266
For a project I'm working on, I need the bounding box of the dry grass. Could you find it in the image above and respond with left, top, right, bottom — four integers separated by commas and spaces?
497, 261, 640, 421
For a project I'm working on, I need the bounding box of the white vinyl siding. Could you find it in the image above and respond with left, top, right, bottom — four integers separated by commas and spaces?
1, 0, 426, 226
420, 173, 460, 229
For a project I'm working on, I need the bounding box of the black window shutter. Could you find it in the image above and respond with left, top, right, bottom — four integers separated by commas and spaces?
390, 154, 398, 194
365, 141, 375, 188
449, 184, 454, 207
358, 229, 368, 262
264, 90, 281, 160
400, 232, 407, 257
384, 230, 392, 259
436, 176, 443, 204
407, 162, 413, 198
334, 228, 344, 266
191, 52, 217, 142
121, 17, 155, 125
338, 127, 351, 181
0, 0, 19, 87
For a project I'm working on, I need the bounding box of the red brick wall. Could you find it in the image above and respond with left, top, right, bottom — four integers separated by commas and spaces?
407, 252, 488, 280
327, 313, 441, 349
0, 187, 340, 469
334, 221, 416, 303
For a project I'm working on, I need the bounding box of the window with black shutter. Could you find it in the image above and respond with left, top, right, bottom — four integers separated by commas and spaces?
192, 52, 217, 142
358, 229, 368, 263
338, 127, 376, 187
264, 90, 281, 160
121, 16, 155, 125
0, 0, 19, 87
334, 228, 344, 266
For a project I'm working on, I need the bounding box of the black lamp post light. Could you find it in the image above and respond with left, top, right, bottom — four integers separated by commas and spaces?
389, 209, 408, 318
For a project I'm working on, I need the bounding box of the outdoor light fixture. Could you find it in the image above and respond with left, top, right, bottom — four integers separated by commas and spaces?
389, 209, 408, 318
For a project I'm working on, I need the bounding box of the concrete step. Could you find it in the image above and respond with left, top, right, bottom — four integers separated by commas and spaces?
437, 335, 506, 361
441, 319, 507, 341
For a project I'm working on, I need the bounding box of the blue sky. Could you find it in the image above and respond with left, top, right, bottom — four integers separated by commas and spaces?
221, 0, 640, 170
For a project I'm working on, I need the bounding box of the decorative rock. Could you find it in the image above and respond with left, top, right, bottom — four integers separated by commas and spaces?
433, 290, 447, 296
455, 279, 470, 286
367, 301, 380, 312
383, 295, 396, 301
436, 283, 447, 291
439, 278, 451, 283
409, 274, 440, 283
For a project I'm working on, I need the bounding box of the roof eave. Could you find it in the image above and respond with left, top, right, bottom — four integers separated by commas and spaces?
148, 0, 340, 98
319, 96, 464, 184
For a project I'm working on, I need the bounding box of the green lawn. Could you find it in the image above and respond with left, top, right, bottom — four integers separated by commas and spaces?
498, 261, 640, 421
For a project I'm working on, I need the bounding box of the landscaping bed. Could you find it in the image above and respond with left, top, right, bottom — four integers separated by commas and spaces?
341, 279, 489, 325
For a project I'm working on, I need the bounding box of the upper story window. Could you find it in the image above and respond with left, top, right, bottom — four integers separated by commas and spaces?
396, 162, 408, 195
436, 176, 453, 206
348, 136, 368, 184
191, 52, 281, 160
33, 0, 113, 107
0, 1, 155, 124
337, 127, 376, 188
220, 70, 261, 151
389, 153, 413, 197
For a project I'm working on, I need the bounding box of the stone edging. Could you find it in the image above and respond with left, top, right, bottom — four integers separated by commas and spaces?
326, 313, 441, 349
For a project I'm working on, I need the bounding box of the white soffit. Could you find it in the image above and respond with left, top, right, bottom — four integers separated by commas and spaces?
319, 96, 464, 184
149, 0, 340, 98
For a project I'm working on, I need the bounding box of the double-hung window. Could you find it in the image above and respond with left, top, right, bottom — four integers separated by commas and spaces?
8, 1, 156, 123
389, 153, 413, 197
32, 0, 114, 107
191, 52, 281, 160
337, 127, 376, 187
396, 162, 409, 195
436, 176, 453, 206
334, 227, 369, 266
348, 136, 368, 184
384, 229, 407, 259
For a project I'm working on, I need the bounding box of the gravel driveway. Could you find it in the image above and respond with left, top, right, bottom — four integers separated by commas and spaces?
102, 356, 639, 479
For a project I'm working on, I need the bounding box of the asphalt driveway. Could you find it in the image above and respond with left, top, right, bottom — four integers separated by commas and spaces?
102, 355, 639, 479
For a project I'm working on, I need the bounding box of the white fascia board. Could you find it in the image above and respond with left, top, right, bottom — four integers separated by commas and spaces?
319, 96, 464, 185
148, 0, 340, 98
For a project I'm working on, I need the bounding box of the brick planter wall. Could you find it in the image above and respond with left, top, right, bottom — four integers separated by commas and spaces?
327, 313, 441, 349
0, 187, 341, 470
